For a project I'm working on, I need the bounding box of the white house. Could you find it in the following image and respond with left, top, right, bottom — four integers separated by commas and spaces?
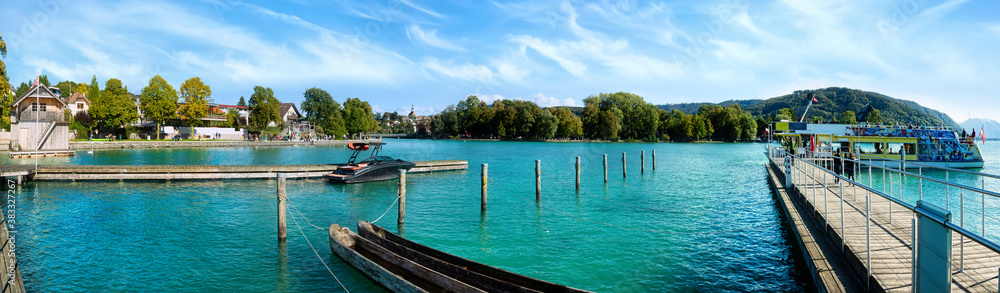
64, 92, 91, 117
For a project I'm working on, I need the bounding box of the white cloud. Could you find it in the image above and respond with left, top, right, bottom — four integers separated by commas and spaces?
406, 24, 466, 52
421, 58, 494, 84
399, 0, 444, 18
532, 93, 577, 107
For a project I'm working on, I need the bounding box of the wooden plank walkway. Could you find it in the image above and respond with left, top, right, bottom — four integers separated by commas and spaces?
19, 160, 467, 181
785, 159, 1000, 292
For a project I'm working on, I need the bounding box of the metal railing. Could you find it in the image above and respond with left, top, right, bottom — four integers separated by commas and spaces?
769, 147, 1000, 292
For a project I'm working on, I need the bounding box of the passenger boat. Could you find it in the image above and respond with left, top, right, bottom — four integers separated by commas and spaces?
329, 221, 593, 293
324, 142, 415, 183
769, 122, 984, 169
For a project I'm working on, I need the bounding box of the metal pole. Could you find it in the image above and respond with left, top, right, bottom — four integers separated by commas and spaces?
575, 156, 581, 190
641, 151, 645, 174
603, 154, 608, 183
889, 165, 894, 224
983, 178, 987, 236
912, 217, 917, 292
277, 173, 287, 242
946, 171, 950, 210
652, 149, 656, 170
919, 166, 923, 201
961, 188, 965, 271
866, 182, 871, 291
840, 179, 845, 251
481, 164, 487, 212
398, 169, 406, 226
535, 160, 541, 202
824, 171, 828, 231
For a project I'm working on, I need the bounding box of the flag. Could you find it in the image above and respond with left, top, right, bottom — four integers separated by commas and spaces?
32, 75, 39, 87
765, 128, 770, 134
982, 126, 986, 144
812, 96, 818, 103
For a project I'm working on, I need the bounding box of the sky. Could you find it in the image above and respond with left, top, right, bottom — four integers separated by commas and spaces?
2, 0, 999, 122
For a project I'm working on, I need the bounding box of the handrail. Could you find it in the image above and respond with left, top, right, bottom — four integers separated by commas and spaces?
773, 148, 1000, 255
855, 153, 998, 180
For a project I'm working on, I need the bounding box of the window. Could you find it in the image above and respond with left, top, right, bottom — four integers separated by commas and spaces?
77, 103, 84, 109
31, 103, 39, 111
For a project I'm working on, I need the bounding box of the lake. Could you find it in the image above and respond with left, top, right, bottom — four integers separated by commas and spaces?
8, 140, 833, 292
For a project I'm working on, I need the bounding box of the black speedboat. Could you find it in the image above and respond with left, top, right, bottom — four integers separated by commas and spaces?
324, 142, 415, 183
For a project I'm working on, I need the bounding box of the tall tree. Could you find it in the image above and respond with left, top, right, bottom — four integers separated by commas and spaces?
179, 77, 211, 127
343, 97, 376, 135
38, 75, 50, 87
862, 109, 882, 124
88, 75, 101, 103
237, 96, 247, 107
0, 34, 10, 130
54, 80, 77, 97
139, 75, 179, 139
91, 78, 138, 130
839, 110, 858, 124
73, 82, 88, 94
248, 86, 280, 130
552, 107, 583, 138
300, 87, 346, 139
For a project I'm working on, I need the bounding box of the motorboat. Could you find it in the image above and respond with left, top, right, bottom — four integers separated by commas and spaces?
324, 142, 415, 183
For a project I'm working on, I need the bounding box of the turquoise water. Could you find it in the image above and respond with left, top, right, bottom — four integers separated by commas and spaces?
7, 140, 806, 292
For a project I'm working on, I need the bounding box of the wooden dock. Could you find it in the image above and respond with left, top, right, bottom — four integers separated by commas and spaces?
770, 159, 1000, 292
8, 160, 467, 181
7, 149, 75, 159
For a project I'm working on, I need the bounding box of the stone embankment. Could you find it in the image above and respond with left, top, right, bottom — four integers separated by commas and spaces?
68, 139, 379, 150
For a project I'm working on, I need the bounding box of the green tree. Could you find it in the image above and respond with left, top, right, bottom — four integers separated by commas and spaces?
535, 109, 558, 139
248, 86, 280, 131
54, 80, 77, 97
179, 77, 211, 127
775, 108, 794, 121
88, 75, 101, 104
0, 35, 10, 130
839, 110, 857, 124
226, 108, 241, 131
343, 97, 376, 135
237, 96, 247, 107
301, 87, 346, 139
810, 116, 823, 123
91, 78, 138, 130
552, 107, 583, 138
862, 109, 882, 124
139, 75, 179, 139
14, 82, 28, 97
73, 83, 87, 94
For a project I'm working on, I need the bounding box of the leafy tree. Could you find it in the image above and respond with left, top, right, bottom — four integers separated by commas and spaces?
248, 86, 280, 131
14, 82, 28, 97
88, 75, 101, 103
179, 77, 211, 127
343, 97, 376, 135
91, 78, 138, 129
774, 108, 794, 121
839, 110, 857, 124
0, 35, 10, 130
740, 114, 757, 141
237, 96, 247, 107
139, 75, 179, 139
535, 109, 558, 139
54, 80, 77, 97
810, 116, 823, 123
73, 83, 88, 94
226, 108, 242, 130
862, 109, 882, 124
301, 87, 346, 138
552, 107, 583, 138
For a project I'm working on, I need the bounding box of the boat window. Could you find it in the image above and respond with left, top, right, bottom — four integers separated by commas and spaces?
872, 142, 884, 154
887, 143, 903, 154
904, 143, 916, 155
854, 142, 876, 154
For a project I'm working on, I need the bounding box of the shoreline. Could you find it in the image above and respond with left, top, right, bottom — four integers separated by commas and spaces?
63, 139, 381, 150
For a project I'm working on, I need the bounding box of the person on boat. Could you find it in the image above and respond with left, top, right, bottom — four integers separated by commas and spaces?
845, 153, 856, 182
833, 149, 843, 184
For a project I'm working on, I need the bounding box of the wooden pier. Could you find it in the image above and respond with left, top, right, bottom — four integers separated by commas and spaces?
6, 160, 467, 182
768, 158, 1000, 292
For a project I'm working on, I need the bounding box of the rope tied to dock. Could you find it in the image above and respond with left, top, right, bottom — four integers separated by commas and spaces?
371, 195, 402, 224
287, 204, 351, 293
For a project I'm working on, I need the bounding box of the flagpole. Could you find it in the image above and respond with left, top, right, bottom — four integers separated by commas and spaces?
799, 93, 816, 122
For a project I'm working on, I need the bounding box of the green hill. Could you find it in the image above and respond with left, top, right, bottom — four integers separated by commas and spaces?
658, 87, 960, 130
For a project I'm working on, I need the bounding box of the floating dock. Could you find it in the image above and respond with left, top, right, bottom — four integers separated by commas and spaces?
7, 149, 76, 159
6, 160, 467, 181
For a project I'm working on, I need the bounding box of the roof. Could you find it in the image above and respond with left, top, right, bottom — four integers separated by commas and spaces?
218, 104, 248, 110
67, 93, 91, 105
12, 83, 66, 108
280, 103, 300, 118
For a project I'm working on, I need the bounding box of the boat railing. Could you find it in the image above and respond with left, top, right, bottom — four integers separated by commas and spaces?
768, 147, 1000, 291
849, 124, 954, 132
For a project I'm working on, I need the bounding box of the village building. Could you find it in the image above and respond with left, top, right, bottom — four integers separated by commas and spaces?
8, 83, 70, 152
64, 92, 91, 117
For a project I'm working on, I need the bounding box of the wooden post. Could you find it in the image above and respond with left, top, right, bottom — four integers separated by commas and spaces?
535, 160, 541, 202
652, 149, 656, 170
575, 156, 581, 190
641, 151, 645, 174
277, 173, 287, 242
622, 152, 627, 179
481, 164, 487, 212
398, 169, 406, 226
603, 154, 608, 183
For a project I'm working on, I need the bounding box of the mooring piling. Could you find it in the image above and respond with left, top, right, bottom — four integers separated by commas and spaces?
481, 164, 488, 212
277, 173, 287, 242
641, 151, 645, 174
603, 154, 608, 183
622, 152, 627, 179
652, 149, 656, 170
535, 160, 541, 202
575, 156, 581, 190
398, 169, 406, 227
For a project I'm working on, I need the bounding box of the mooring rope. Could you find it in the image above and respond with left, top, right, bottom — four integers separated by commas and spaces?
287, 205, 351, 293
371, 195, 401, 224
487, 177, 782, 235
538, 170, 708, 215
286, 198, 328, 231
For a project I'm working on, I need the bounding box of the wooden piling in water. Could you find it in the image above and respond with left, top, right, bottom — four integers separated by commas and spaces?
398, 169, 406, 226
652, 150, 656, 170
277, 173, 287, 242
603, 154, 608, 183
535, 160, 541, 202
641, 151, 645, 174
481, 164, 487, 212
622, 153, 627, 179
575, 156, 580, 190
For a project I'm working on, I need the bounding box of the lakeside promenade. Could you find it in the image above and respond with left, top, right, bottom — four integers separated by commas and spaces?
65, 139, 381, 150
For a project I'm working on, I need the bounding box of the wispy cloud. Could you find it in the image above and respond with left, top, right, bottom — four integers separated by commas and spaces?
532, 93, 577, 107
399, 0, 444, 18
406, 24, 466, 52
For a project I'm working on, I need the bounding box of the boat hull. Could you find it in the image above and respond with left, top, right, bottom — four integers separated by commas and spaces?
325, 161, 416, 183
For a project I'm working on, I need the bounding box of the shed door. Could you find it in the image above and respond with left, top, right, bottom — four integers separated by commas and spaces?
19, 127, 28, 149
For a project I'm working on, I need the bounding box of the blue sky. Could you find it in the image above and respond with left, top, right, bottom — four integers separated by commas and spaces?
2, 0, 999, 123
